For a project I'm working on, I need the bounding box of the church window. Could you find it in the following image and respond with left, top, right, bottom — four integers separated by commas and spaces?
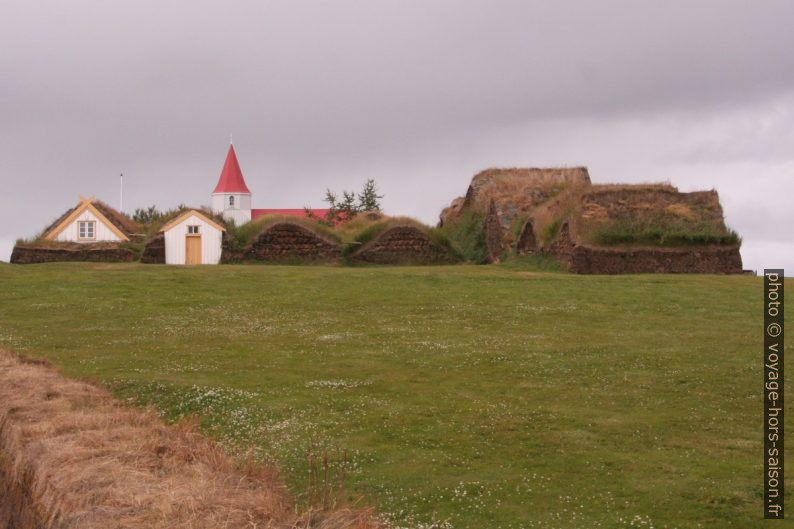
229, 195, 235, 207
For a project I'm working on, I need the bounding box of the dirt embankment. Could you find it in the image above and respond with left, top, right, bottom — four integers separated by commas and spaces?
0, 350, 377, 529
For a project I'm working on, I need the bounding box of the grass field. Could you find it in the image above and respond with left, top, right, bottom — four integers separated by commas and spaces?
0, 262, 789, 529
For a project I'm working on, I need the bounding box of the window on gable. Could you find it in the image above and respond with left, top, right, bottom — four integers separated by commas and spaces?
78, 221, 96, 239
187, 225, 200, 235
229, 195, 235, 207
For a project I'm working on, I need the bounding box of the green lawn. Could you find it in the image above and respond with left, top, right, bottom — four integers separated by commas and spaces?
0, 262, 789, 529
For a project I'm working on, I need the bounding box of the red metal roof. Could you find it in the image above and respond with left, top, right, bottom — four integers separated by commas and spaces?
251, 208, 331, 220
213, 144, 251, 194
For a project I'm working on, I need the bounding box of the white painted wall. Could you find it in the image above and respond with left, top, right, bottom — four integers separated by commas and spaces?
211, 192, 251, 225
163, 213, 224, 265
54, 209, 122, 242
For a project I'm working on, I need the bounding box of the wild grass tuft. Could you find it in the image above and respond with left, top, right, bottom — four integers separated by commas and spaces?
540, 218, 562, 247
436, 210, 487, 263
586, 216, 741, 247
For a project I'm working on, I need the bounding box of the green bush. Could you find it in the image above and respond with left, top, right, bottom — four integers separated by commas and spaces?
436, 211, 487, 263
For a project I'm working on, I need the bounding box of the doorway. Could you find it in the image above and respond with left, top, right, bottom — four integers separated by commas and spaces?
185, 236, 202, 265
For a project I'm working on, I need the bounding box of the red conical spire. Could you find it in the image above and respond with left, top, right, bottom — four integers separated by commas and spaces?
213, 144, 251, 194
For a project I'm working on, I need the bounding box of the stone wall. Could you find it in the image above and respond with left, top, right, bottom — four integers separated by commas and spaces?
548, 221, 742, 274
245, 222, 341, 263
10, 243, 136, 264
566, 244, 743, 274
352, 225, 459, 265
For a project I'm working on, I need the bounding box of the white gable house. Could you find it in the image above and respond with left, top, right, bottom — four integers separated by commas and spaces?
161, 210, 225, 265
44, 197, 130, 243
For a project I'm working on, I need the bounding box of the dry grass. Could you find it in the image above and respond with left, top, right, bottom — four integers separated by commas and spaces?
0, 350, 379, 529
525, 186, 585, 248
244, 215, 343, 243
525, 182, 739, 249
38, 206, 78, 240
91, 200, 143, 237
332, 214, 390, 243
462, 167, 590, 214
12, 240, 129, 250
582, 182, 677, 193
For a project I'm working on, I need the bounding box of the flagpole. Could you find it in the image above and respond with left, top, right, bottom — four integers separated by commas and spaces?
120, 173, 124, 212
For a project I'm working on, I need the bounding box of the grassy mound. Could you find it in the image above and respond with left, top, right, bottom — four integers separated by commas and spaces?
230, 215, 342, 250
574, 185, 741, 247
345, 217, 461, 263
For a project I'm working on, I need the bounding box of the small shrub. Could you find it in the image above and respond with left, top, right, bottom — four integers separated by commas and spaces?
428, 228, 463, 261
306, 179, 384, 225
436, 210, 487, 263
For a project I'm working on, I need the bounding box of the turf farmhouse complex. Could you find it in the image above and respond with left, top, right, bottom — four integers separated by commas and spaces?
11, 146, 742, 273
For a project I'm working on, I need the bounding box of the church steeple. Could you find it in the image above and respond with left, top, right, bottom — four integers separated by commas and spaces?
211, 143, 252, 225
213, 144, 251, 194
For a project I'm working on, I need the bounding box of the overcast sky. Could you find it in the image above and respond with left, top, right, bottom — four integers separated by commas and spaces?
1, 1, 793, 271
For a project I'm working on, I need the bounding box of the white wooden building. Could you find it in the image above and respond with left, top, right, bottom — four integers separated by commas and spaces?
161, 210, 225, 265
44, 197, 130, 243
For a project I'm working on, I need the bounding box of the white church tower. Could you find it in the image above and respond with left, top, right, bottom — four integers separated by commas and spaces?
211, 143, 252, 225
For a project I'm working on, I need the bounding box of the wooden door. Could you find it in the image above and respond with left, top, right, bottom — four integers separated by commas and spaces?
185, 236, 202, 265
